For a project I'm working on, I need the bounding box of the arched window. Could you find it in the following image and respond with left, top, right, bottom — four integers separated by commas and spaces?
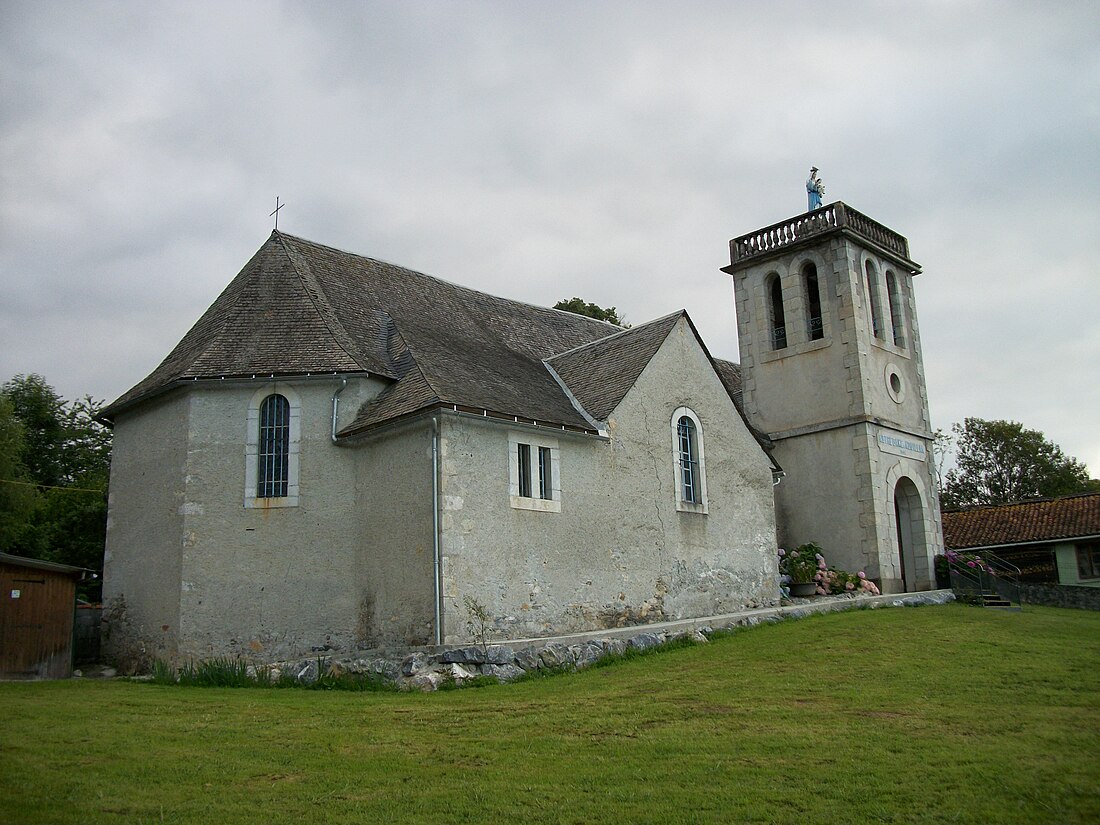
258, 394, 290, 498
802, 263, 824, 341
678, 416, 699, 504
245, 385, 300, 508
865, 261, 884, 340
767, 274, 787, 350
672, 408, 707, 513
886, 271, 905, 347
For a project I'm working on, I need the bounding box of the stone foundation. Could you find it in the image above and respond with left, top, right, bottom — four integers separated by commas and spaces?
223, 589, 956, 691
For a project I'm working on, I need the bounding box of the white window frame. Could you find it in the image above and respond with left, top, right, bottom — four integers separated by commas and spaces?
508, 431, 561, 513
671, 407, 708, 514
245, 384, 301, 508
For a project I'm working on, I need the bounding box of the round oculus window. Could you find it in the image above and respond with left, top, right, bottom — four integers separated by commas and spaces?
885, 364, 905, 403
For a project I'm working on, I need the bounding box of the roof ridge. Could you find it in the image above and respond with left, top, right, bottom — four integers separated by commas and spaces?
545, 310, 685, 363
943, 490, 1100, 513
274, 231, 619, 334
275, 234, 375, 373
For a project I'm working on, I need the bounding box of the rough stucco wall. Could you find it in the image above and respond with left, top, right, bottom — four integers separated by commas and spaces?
173, 378, 388, 662
773, 426, 942, 594
439, 316, 777, 644
354, 419, 436, 649
772, 429, 865, 560
101, 392, 188, 666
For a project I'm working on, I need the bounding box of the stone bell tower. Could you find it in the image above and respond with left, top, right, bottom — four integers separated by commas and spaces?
721, 202, 943, 593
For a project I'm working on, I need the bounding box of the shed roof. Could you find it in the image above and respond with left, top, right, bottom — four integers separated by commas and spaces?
942, 492, 1100, 550
0, 553, 93, 578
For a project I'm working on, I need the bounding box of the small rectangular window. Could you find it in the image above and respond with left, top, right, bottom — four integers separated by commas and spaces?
508, 432, 561, 513
517, 443, 531, 498
538, 446, 552, 500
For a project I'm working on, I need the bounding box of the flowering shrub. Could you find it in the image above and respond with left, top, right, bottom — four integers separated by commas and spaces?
814, 567, 881, 597
778, 543, 825, 583
778, 543, 880, 596
945, 549, 997, 576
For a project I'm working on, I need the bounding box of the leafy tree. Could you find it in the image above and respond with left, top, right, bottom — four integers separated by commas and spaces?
3, 374, 67, 487
1, 375, 111, 598
940, 417, 1095, 509
553, 297, 627, 326
0, 397, 37, 549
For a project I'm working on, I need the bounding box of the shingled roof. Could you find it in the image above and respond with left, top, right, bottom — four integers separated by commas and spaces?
107, 231, 763, 442
942, 492, 1100, 550
545, 312, 683, 423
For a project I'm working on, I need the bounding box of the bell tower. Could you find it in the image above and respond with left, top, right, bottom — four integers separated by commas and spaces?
722, 202, 943, 593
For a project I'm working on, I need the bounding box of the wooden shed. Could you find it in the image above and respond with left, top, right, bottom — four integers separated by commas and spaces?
0, 553, 91, 679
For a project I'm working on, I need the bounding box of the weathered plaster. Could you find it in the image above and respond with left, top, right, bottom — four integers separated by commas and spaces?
438, 316, 778, 644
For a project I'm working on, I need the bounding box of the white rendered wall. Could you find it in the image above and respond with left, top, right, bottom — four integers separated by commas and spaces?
437, 316, 778, 644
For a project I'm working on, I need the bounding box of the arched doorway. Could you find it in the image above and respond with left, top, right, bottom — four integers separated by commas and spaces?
893, 477, 929, 591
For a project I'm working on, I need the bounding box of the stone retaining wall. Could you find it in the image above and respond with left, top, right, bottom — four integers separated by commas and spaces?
258, 589, 956, 691
1018, 582, 1100, 611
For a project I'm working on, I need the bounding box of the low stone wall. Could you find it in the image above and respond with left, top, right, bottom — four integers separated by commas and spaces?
258, 589, 956, 691
1018, 582, 1100, 611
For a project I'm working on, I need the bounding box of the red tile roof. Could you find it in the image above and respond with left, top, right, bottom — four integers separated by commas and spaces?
942, 492, 1100, 550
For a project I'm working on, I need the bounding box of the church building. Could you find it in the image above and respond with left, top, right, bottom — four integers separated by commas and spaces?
100, 202, 942, 667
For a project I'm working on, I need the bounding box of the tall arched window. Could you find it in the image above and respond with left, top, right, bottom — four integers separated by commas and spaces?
865, 261, 884, 341
258, 394, 290, 498
672, 407, 707, 513
245, 385, 300, 508
767, 274, 787, 350
802, 263, 824, 341
677, 416, 699, 504
886, 271, 905, 347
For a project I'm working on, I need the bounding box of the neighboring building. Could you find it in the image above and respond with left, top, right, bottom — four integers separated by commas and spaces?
100, 201, 943, 667
942, 492, 1100, 587
722, 203, 943, 592
1, 553, 91, 679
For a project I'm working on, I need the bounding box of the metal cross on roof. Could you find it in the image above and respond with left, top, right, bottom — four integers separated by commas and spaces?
270, 197, 285, 230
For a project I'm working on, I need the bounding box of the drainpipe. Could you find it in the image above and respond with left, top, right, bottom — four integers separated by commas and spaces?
330, 377, 348, 443
432, 414, 443, 646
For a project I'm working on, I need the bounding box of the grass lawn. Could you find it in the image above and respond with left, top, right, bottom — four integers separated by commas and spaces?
2, 603, 1098, 824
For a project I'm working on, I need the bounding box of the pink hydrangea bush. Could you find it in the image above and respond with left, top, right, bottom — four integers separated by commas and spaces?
779, 544, 880, 596
944, 549, 997, 576
814, 567, 881, 596
778, 543, 825, 583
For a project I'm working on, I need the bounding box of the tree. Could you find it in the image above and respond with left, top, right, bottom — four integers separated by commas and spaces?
553, 297, 627, 326
940, 417, 1095, 509
1, 375, 112, 598
0, 396, 37, 549
3, 374, 67, 487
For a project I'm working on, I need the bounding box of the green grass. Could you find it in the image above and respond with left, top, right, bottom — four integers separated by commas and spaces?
2, 604, 1098, 824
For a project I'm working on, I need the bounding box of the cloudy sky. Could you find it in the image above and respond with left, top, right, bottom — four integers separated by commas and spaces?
2, 1, 1098, 474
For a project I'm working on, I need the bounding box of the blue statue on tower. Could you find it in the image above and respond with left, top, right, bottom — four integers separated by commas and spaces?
806, 166, 825, 211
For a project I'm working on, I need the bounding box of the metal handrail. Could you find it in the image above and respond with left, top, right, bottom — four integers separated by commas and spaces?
946, 549, 1023, 610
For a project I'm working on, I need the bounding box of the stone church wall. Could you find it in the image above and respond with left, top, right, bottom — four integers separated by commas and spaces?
101, 391, 189, 666
438, 316, 779, 644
